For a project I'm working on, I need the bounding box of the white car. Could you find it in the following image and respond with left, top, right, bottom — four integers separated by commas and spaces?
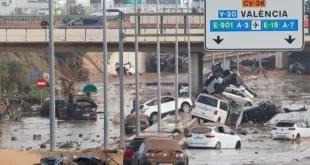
271, 120, 310, 140
185, 123, 241, 149
115, 62, 135, 75
131, 96, 193, 124
223, 86, 253, 106
191, 93, 230, 124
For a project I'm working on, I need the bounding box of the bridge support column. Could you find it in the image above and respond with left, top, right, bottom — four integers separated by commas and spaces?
275, 52, 289, 69
190, 52, 204, 98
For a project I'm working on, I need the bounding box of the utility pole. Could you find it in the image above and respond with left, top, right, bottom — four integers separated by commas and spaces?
134, 0, 141, 136
103, 0, 109, 149
48, 0, 56, 151
156, 0, 161, 131
174, 0, 179, 129
118, 11, 125, 149
187, 0, 191, 100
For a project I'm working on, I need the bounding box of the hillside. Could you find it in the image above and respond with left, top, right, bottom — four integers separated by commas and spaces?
0, 52, 64, 78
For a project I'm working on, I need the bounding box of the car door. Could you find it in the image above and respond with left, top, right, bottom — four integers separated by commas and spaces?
216, 126, 229, 147
304, 122, 310, 137
83, 19, 99, 27
219, 101, 229, 124
71, 18, 83, 27
223, 126, 237, 148
299, 122, 309, 137
161, 97, 175, 114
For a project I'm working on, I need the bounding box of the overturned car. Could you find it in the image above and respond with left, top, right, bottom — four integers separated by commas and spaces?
202, 61, 257, 98
227, 101, 281, 127
39, 95, 98, 121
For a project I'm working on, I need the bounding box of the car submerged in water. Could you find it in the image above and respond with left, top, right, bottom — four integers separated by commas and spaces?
39, 95, 98, 121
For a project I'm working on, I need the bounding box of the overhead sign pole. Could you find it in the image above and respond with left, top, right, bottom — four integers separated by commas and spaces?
204, 0, 304, 51
102, 0, 109, 149
48, 0, 56, 151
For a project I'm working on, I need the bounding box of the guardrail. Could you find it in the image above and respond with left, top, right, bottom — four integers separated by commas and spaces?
0, 28, 204, 42
0, 28, 309, 43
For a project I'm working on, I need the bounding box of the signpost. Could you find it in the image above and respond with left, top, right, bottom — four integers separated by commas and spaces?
204, 0, 304, 51
36, 78, 47, 89
36, 78, 47, 105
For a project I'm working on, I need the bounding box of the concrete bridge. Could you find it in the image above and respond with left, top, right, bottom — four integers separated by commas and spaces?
0, 28, 310, 52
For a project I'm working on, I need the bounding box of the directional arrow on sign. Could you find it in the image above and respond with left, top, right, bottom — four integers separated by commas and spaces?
213, 35, 224, 45
284, 35, 296, 44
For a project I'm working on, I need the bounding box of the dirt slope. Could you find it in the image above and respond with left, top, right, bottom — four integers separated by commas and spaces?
0, 52, 63, 78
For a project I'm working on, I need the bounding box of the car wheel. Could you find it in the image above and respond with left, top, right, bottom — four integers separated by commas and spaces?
235, 141, 241, 149
215, 142, 221, 150
181, 102, 191, 113
150, 112, 158, 124
245, 102, 252, 106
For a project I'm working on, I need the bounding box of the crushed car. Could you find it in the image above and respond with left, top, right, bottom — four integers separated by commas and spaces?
115, 62, 135, 75
39, 95, 98, 121
227, 101, 281, 127
239, 55, 275, 70
125, 114, 150, 134
202, 62, 257, 98
223, 85, 254, 106
288, 62, 309, 75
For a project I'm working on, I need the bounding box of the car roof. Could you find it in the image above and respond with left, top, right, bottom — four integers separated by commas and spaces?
198, 93, 229, 103
143, 96, 174, 104
144, 138, 182, 151
194, 123, 225, 128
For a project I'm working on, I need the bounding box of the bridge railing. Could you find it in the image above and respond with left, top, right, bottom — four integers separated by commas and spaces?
0, 27, 204, 42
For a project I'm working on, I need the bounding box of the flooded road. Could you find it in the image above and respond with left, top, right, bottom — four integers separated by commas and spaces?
188, 73, 310, 165
2, 62, 310, 164
0, 79, 179, 151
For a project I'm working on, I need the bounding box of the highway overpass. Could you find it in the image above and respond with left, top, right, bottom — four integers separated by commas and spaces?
0, 28, 310, 52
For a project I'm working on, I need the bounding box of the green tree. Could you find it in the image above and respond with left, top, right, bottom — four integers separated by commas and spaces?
0, 60, 27, 95
69, 3, 86, 15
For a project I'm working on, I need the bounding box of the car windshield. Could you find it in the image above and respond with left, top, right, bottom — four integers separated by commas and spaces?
67, 18, 80, 24
128, 138, 144, 151
276, 122, 295, 127
191, 127, 212, 134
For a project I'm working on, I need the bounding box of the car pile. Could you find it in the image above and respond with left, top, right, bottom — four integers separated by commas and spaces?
193, 61, 280, 127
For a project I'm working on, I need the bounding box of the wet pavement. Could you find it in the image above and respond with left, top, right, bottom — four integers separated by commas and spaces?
187, 74, 310, 165
0, 77, 184, 151
1, 55, 310, 164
